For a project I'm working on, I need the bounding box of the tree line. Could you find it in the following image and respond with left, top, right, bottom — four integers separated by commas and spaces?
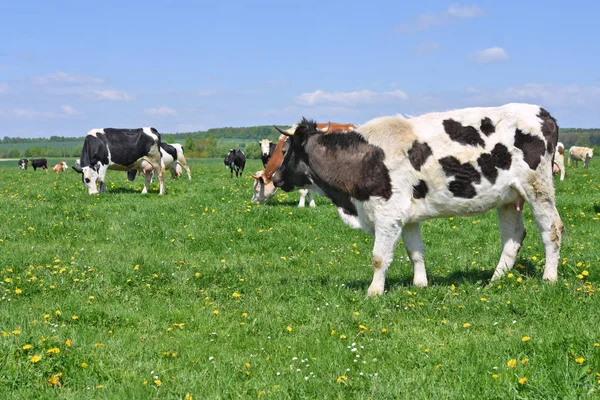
1, 126, 598, 159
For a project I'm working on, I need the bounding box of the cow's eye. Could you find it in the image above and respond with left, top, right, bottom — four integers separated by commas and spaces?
85, 178, 90, 184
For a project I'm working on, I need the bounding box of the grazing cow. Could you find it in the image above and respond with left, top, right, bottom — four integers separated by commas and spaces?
251, 135, 316, 207
74, 127, 165, 195
259, 139, 277, 167
127, 142, 192, 182
553, 142, 565, 181
30, 158, 48, 171
251, 122, 357, 207
52, 161, 68, 172
568, 146, 594, 168
224, 149, 246, 178
273, 104, 563, 296
18, 159, 28, 170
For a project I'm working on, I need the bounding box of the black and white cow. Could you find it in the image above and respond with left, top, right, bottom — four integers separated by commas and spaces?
224, 149, 246, 178
30, 158, 48, 171
259, 139, 277, 167
273, 104, 563, 296
74, 128, 165, 195
127, 142, 192, 182
18, 159, 28, 170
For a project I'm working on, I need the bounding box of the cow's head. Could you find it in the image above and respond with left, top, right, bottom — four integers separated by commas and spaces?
259, 139, 272, 157
224, 149, 235, 166
250, 171, 279, 203
272, 118, 318, 192
73, 162, 101, 194
18, 159, 28, 170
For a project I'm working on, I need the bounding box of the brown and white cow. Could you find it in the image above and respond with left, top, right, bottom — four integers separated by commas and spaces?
52, 161, 68, 172
568, 146, 593, 168
273, 104, 563, 296
251, 122, 357, 207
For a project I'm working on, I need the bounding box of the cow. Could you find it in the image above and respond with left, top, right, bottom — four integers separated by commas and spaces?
259, 139, 277, 167
251, 122, 357, 207
52, 161, 68, 172
251, 135, 316, 208
553, 142, 565, 181
272, 104, 563, 296
127, 142, 192, 182
18, 159, 28, 170
30, 158, 48, 171
568, 146, 593, 168
73, 127, 165, 195
224, 149, 245, 178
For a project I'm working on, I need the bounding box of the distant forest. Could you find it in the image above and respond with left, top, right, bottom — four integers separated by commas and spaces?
1, 126, 598, 159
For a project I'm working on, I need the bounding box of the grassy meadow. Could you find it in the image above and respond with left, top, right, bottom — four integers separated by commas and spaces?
0, 157, 599, 399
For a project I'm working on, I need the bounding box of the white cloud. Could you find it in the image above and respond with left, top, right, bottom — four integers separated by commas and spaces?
61, 105, 80, 116
144, 106, 178, 117
396, 3, 483, 33
468, 47, 509, 64
11, 108, 56, 119
490, 83, 600, 108
92, 89, 133, 101
295, 89, 408, 106
31, 72, 106, 85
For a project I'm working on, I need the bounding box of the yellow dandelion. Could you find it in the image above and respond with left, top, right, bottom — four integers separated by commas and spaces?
518, 377, 528, 385
15, 288, 22, 294
575, 357, 585, 364
96, 385, 103, 389
507, 359, 517, 368
521, 358, 529, 365
522, 336, 531, 342
582, 270, 589, 276
491, 374, 498, 379
81, 362, 88, 368
12, 330, 20, 335
359, 325, 367, 331
213, 310, 219, 315
340, 335, 347, 339
336, 375, 348, 383
48, 373, 62, 387
232, 292, 241, 298
245, 362, 251, 368
30, 355, 41, 363
22, 344, 32, 350
72, 315, 78, 320
507, 273, 514, 278
241, 312, 248, 317
154, 379, 162, 387
185, 395, 193, 400
463, 323, 471, 328
286, 326, 293, 332
65, 339, 72, 347
381, 328, 387, 333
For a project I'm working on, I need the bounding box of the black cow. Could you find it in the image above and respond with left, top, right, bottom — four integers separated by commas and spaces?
18, 159, 28, 170
259, 139, 277, 167
224, 149, 246, 178
30, 158, 48, 171
74, 127, 165, 195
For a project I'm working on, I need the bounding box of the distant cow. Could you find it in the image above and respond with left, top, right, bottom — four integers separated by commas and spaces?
30, 158, 48, 171
52, 161, 68, 172
553, 142, 565, 181
568, 146, 593, 168
259, 139, 277, 167
273, 104, 563, 296
127, 142, 192, 182
224, 149, 245, 178
74, 128, 165, 195
18, 159, 28, 170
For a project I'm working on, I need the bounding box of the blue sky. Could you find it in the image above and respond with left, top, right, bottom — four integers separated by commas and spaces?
1, 0, 599, 138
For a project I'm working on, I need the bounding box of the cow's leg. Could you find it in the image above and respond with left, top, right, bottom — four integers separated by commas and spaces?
491, 204, 526, 281
402, 223, 428, 287
182, 162, 192, 180
524, 187, 563, 282
368, 221, 402, 296
230, 166, 233, 178
307, 190, 315, 208
140, 161, 154, 194
97, 165, 109, 193
156, 162, 165, 195
297, 189, 308, 208
560, 166, 565, 181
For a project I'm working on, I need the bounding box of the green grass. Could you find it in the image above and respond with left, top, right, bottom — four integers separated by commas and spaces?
0, 158, 599, 399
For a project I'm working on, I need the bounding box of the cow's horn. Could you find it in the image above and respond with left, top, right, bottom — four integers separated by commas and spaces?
275, 126, 294, 136
318, 122, 330, 133
249, 172, 260, 179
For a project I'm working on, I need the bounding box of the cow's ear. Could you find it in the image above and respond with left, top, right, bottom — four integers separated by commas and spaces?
292, 126, 310, 147
72, 165, 83, 174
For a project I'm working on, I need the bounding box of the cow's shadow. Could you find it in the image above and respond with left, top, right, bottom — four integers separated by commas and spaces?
109, 188, 142, 194
594, 204, 600, 214
344, 257, 540, 292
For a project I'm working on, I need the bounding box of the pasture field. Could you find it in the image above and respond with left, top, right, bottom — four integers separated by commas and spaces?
0, 157, 599, 399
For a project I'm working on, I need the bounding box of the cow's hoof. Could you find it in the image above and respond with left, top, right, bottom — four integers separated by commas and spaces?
367, 285, 384, 297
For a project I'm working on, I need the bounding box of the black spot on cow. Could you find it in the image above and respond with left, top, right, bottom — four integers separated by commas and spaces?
413, 180, 428, 199
443, 119, 485, 147
477, 143, 512, 184
537, 108, 559, 155
408, 141, 432, 171
439, 156, 481, 198
514, 129, 546, 170
480, 117, 495, 136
